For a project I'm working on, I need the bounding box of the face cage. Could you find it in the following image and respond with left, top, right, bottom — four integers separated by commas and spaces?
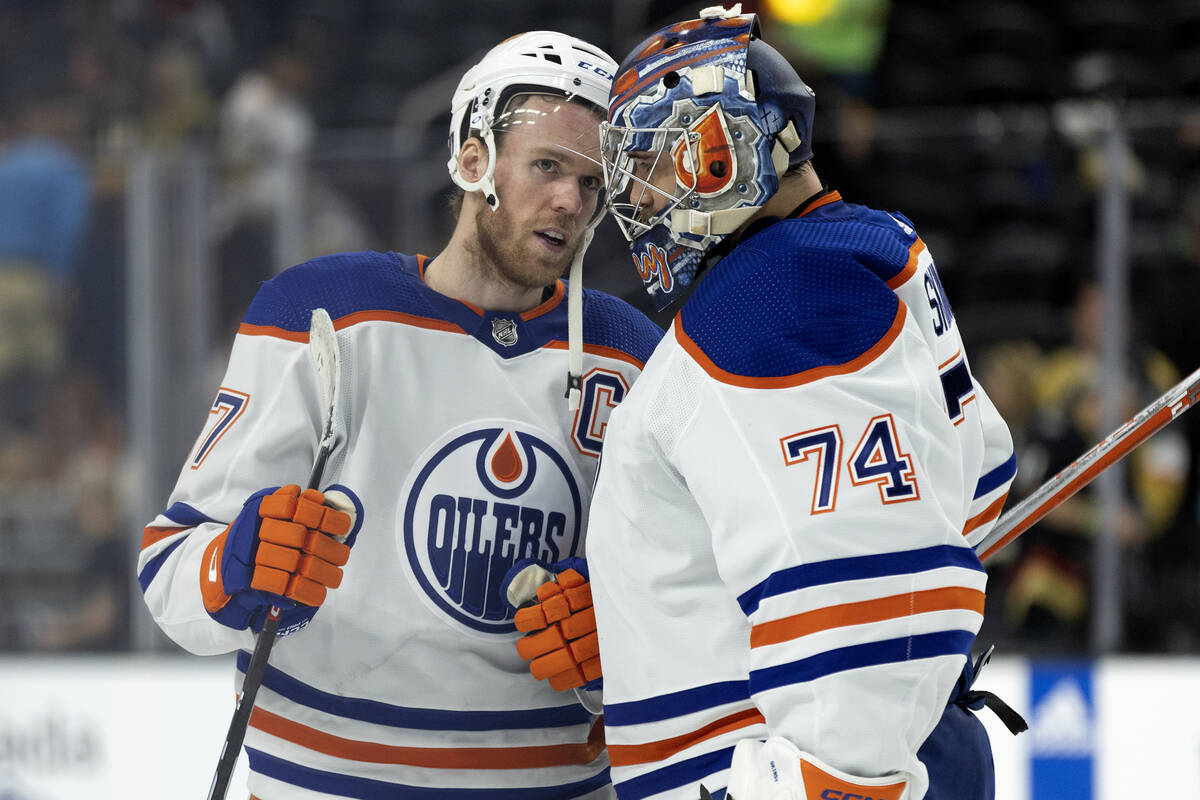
600, 121, 704, 245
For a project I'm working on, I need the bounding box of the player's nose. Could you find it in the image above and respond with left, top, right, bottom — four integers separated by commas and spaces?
549, 178, 585, 217
629, 181, 668, 219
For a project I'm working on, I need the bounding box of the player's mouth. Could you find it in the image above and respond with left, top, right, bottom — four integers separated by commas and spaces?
534, 228, 569, 252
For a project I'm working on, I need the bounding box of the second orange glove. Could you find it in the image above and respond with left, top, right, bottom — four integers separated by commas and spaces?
502, 558, 602, 692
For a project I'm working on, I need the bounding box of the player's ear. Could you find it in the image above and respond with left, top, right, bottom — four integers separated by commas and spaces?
457, 137, 490, 184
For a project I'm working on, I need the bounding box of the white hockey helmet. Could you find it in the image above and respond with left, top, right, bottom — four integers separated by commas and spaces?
447, 31, 618, 211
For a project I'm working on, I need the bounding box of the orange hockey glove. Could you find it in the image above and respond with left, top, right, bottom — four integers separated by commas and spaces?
501, 557, 601, 692
201, 484, 362, 635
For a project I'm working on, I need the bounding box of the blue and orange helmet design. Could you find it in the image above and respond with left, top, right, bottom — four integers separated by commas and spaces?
600, 7, 816, 310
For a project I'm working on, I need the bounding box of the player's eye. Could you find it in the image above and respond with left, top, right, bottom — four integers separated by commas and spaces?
629, 156, 654, 180
534, 158, 558, 173
581, 175, 602, 192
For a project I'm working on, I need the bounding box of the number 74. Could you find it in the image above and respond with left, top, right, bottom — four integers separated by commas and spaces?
780, 414, 920, 515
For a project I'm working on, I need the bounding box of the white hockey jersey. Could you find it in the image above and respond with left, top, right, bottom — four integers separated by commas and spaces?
137, 250, 663, 799
587, 192, 1016, 800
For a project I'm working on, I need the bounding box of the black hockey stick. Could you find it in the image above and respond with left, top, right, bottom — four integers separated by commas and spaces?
976, 363, 1200, 562
207, 307, 342, 800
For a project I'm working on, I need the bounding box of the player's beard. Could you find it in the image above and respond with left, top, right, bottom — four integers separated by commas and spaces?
473, 201, 579, 291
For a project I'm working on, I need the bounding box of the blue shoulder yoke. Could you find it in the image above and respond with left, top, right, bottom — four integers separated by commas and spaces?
679, 214, 911, 380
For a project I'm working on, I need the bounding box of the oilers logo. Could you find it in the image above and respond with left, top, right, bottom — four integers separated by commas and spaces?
400, 422, 583, 634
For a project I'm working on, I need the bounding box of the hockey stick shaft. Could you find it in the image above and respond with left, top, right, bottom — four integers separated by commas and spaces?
208, 308, 341, 800
976, 363, 1200, 562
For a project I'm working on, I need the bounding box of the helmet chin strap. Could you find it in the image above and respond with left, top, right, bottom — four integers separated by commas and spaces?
670, 204, 759, 237
565, 224, 594, 410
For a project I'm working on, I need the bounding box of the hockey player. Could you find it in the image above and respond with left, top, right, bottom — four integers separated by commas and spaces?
137, 32, 663, 799
581, 7, 1019, 800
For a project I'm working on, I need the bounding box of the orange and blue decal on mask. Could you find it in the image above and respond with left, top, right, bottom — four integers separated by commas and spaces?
631, 229, 704, 311
672, 104, 737, 196
609, 14, 756, 120
635, 242, 675, 296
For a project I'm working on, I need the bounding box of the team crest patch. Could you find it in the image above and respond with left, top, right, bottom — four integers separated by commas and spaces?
399, 422, 583, 634
491, 317, 519, 347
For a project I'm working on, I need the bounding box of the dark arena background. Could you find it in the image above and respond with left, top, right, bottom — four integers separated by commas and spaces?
0, 0, 1198, 795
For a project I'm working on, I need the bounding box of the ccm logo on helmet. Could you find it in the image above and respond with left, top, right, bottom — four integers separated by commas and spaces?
820, 792, 889, 800
577, 60, 614, 80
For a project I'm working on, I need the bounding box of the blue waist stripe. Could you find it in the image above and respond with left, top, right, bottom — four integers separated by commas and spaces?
613, 746, 734, 800
246, 748, 610, 798
603, 679, 749, 727
738, 545, 984, 616
974, 453, 1017, 499
235, 651, 591, 731
750, 629, 976, 694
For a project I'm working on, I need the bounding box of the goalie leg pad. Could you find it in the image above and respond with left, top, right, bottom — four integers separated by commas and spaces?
725, 737, 909, 800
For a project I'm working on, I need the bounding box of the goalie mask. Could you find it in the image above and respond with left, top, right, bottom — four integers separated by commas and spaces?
601, 6, 816, 309
448, 30, 617, 214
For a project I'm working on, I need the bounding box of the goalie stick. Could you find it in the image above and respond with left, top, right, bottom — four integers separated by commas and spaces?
976, 363, 1200, 562
207, 307, 342, 800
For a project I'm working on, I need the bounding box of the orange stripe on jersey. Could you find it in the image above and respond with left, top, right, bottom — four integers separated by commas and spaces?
543, 340, 646, 370
607, 706, 764, 767
962, 493, 1008, 537
521, 281, 566, 321
674, 303, 907, 389
416, 254, 485, 316
141, 525, 189, 551
750, 586, 986, 649
333, 309, 466, 334
886, 238, 926, 290
795, 190, 842, 217
238, 322, 310, 342
248, 708, 605, 769
239, 310, 466, 341
937, 347, 963, 371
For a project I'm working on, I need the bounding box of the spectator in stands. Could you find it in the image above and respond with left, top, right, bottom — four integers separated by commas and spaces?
143, 40, 217, 148
27, 395, 132, 652
212, 42, 374, 334
0, 77, 92, 482
1004, 281, 1189, 650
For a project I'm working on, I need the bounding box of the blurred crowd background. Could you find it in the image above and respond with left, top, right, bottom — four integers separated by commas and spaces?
1, 0, 1199, 658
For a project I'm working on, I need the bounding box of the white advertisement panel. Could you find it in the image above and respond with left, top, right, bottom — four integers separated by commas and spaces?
0, 655, 1197, 798
1095, 658, 1200, 799
0, 656, 247, 799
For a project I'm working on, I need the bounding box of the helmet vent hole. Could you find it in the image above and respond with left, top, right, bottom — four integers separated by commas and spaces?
664, 37, 681, 50
710, 160, 727, 178
663, 71, 681, 88
543, 53, 562, 65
